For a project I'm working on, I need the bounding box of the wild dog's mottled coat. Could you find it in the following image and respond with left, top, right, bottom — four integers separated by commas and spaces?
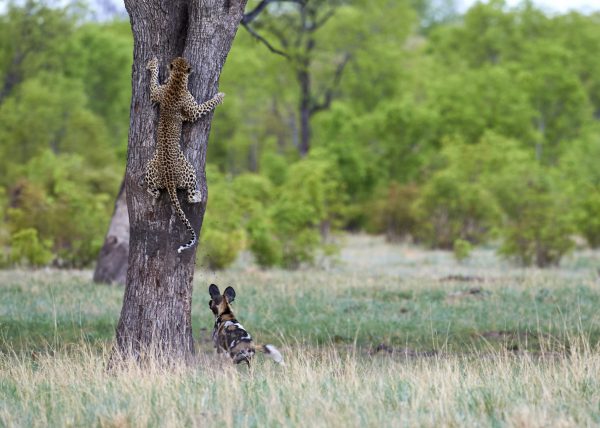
208, 284, 284, 366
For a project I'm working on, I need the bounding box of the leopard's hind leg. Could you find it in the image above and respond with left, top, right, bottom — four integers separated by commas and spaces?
178, 157, 202, 204
145, 157, 164, 200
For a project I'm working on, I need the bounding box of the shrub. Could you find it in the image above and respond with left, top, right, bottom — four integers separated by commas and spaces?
559, 133, 600, 248
268, 151, 346, 268
247, 216, 282, 268
576, 191, 600, 248
453, 239, 472, 262
197, 167, 246, 270
414, 171, 500, 249
198, 228, 245, 270
9, 228, 53, 267
260, 152, 288, 186
496, 166, 575, 267
4, 151, 116, 267
368, 182, 419, 242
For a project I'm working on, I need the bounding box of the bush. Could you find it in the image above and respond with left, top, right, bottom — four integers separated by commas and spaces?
267, 151, 346, 268
198, 228, 245, 270
260, 152, 288, 186
576, 191, 600, 248
453, 239, 472, 262
197, 167, 246, 270
4, 151, 116, 267
559, 133, 600, 248
9, 228, 53, 267
414, 171, 500, 249
368, 182, 419, 242
407, 132, 576, 267
247, 216, 282, 268
496, 166, 575, 267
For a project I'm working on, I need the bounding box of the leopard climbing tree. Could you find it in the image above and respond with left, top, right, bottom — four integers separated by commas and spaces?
145, 56, 224, 254
111, 0, 247, 365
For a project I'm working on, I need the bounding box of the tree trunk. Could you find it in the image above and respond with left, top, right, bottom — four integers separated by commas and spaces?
298, 68, 311, 157
111, 0, 247, 365
93, 180, 129, 285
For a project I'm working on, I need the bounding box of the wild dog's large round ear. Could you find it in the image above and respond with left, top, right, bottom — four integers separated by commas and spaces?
209, 284, 220, 298
224, 286, 236, 303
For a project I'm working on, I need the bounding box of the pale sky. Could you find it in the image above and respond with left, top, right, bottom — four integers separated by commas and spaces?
1, 0, 599, 18
459, 0, 600, 13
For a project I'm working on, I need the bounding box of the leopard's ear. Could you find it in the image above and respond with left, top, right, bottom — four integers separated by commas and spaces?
209, 284, 220, 298
186, 66, 192, 74
224, 286, 236, 303
168, 61, 174, 71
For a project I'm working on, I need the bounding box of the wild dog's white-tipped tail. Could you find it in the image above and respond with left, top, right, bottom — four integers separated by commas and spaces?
262, 344, 284, 365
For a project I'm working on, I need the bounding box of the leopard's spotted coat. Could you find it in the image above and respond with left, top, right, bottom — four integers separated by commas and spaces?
145, 57, 224, 253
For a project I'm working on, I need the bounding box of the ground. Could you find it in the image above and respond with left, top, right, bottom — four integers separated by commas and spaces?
1, 235, 600, 426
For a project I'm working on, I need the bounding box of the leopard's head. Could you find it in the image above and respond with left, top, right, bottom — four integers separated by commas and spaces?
208, 283, 235, 317
169, 57, 192, 75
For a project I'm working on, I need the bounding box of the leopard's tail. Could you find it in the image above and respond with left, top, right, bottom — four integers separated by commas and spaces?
256, 344, 284, 365
166, 185, 196, 253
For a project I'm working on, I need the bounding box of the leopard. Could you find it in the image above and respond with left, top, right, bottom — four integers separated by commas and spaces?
208, 283, 284, 366
145, 56, 225, 253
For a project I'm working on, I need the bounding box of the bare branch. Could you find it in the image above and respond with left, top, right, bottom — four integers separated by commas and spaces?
242, 22, 290, 58
308, 9, 335, 32
242, 0, 305, 24
310, 52, 352, 115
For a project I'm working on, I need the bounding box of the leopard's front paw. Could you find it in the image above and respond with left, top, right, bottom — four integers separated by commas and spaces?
215, 92, 225, 104
147, 57, 158, 71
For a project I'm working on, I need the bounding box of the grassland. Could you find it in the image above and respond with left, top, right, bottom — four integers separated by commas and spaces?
2, 235, 600, 426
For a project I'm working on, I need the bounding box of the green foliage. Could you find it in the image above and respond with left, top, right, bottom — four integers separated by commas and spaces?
197, 167, 246, 270
368, 182, 419, 242
247, 216, 283, 268
495, 164, 575, 267
0, 2, 127, 267
413, 137, 503, 248
267, 151, 346, 268
559, 132, 600, 248
5, 150, 116, 267
575, 193, 600, 249
8, 228, 53, 267
259, 152, 288, 187
199, 156, 345, 269
2, 0, 600, 269
199, 228, 246, 270
453, 238, 472, 262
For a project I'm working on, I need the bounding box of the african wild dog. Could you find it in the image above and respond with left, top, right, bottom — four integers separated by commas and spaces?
208, 284, 284, 366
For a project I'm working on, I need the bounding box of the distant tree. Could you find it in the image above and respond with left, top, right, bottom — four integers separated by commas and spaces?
242, 0, 353, 156
0, 1, 75, 102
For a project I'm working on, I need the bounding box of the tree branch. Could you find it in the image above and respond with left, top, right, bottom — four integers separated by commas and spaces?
308, 9, 335, 32
242, 22, 290, 58
310, 52, 351, 115
242, 0, 305, 24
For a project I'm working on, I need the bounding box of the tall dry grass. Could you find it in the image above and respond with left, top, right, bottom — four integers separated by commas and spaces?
2, 341, 600, 427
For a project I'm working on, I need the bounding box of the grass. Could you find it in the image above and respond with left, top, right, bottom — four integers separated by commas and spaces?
3, 344, 600, 427
2, 235, 600, 426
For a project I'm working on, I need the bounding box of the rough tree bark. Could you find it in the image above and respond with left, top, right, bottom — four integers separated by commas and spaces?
93, 181, 129, 285
110, 0, 247, 364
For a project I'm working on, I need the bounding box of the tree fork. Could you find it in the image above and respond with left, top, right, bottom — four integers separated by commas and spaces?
110, 0, 247, 366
